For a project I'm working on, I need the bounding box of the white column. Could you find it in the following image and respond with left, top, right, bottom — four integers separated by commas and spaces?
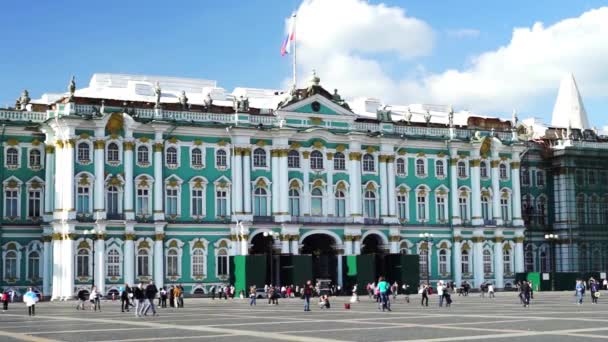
389, 237, 398, 254
95, 234, 106, 293
387, 157, 397, 218
470, 150, 483, 226
42, 235, 51, 297
271, 150, 280, 215
62, 233, 75, 299
337, 253, 343, 288
379, 156, 388, 218
51, 233, 62, 300
290, 237, 299, 255
233, 149, 243, 215
493, 236, 504, 288
124, 140, 135, 220
326, 154, 334, 217
453, 238, 462, 286
53, 141, 64, 219
153, 138, 164, 221
302, 152, 310, 215
154, 230, 164, 288
472, 233, 484, 287
281, 236, 290, 254
43, 145, 54, 220
241, 234, 250, 256
353, 236, 362, 255
279, 150, 290, 218
64, 140, 76, 220
511, 152, 524, 226
243, 149, 252, 215
491, 152, 502, 225
124, 235, 135, 286
344, 238, 353, 255
514, 235, 525, 273
349, 152, 362, 220
449, 149, 461, 225
93, 133, 106, 220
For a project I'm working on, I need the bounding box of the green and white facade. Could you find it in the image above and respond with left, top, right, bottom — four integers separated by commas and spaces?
0, 73, 527, 298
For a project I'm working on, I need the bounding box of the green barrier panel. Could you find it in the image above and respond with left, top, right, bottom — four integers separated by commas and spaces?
343, 255, 358, 294
526, 272, 541, 292
356, 254, 377, 293
230, 255, 267, 294
291, 255, 313, 287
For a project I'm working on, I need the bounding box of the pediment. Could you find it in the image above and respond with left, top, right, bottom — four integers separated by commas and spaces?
280, 94, 354, 117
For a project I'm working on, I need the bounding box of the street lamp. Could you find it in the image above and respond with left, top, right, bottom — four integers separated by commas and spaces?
264, 231, 280, 285
85, 229, 97, 288
419, 233, 434, 285
545, 233, 559, 291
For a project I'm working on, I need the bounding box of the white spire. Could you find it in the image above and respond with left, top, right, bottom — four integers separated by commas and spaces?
551, 73, 589, 130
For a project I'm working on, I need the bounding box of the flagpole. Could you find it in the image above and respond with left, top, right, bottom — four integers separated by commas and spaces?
292, 13, 297, 90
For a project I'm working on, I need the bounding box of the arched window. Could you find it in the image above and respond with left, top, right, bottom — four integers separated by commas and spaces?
363, 190, 376, 218
136, 186, 150, 216
165, 186, 179, 216
216, 149, 227, 168
6, 148, 19, 167
288, 189, 300, 216
499, 163, 508, 180
483, 249, 492, 274
216, 188, 227, 217
107, 143, 120, 163
362, 154, 375, 172
216, 248, 229, 277
419, 247, 428, 275
436, 195, 446, 222
439, 249, 448, 274
27, 251, 40, 279
459, 193, 469, 222
435, 160, 445, 177
76, 248, 90, 277
503, 248, 512, 274
166, 147, 178, 166
137, 145, 149, 164
4, 250, 17, 278
77, 183, 91, 214
191, 187, 204, 217
536, 196, 547, 225
521, 167, 530, 186
288, 150, 300, 168
192, 249, 205, 278
107, 185, 120, 215
333, 152, 345, 170
166, 249, 179, 277
191, 147, 203, 167
335, 190, 346, 217
253, 187, 268, 216
539, 250, 548, 273
107, 249, 120, 277
77, 143, 90, 163
397, 193, 408, 221
416, 191, 427, 221
461, 249, 470, 274
29, 149, 41, 168
396, 158, 406, 176
480, 161, 489, 178
311, 188, 323, 216
137, 248, 150, 277
481, 196, 490, 221
5, 188, 19, 218
525, 245, 534, 272
457, 161, 467, 178
416, 159, 426, 176
310, 150, 323, 170
253, 148, 266, 167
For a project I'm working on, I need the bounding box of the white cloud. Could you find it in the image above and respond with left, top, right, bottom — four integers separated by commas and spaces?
446, 29, 480, 38
290, 2, 608, 116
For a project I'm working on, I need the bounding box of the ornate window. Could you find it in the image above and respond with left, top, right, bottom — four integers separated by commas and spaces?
4, 250, 18, 279
216, 149, 227, 168
76, 178, 92, 214
335, 189, 346, 217
499, 163, 508, 180
6, 147, 19, 168
253, 187, 269, 216
480, 161, 489, 179
28, 149, 41, 169
436, 195, 446, 222
536, 196, 547, 225
396, 158, 406, 176
483, 249, 492, 274
107, 249, 121, 277
481, 195, 490, 221
136, 187, 150, 216
419, 247, 428, 275
4, 182, 20, 219
457, 161, 467, 178
166, 188, 178, 216
253, 148, 267, 168
288, 189, 300, 216
461, 249, 470, 274
416, 159, 426, 177
107, 185, 120, 216
310, 150, 324, 170
459, 190, 470, 223
525, 245, 535, 272
397, 192, 408, 222
416, 187, 428, 222
27, 189, 42, 218
76, 248, 90, 278
191, 147, 203, 168
216, 189, 227, 217
333, 152, 346, 171
362, 154, 375, 172
504, 248, 512, 274
501, 193, 510, 222
288, 150, 300, 168
166, 249, 179, 277
166, 147, 178, 167
439, 249, 448, 274
537, 170, 546, 187
137, 248, 150, 277
435, 159, 445, 178
216, 248, 229, 277
27, 251, 40, 280
190, 238, 208, 279
363, 190, 377, 218
191, 187, 204, 217
311, 188, 324, 216
521, 167, 530, 186
107, 142, 120, 164
77, 142, 91, 164
137, 145, 150, 165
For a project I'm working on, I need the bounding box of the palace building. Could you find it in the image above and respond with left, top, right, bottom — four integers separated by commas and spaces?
1, 72, 533, 298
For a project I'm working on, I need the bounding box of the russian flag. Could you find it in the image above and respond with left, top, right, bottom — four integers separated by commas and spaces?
281, 14, 296, 56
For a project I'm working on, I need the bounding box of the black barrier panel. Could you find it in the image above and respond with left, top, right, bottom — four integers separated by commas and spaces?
279, 255, 313, 287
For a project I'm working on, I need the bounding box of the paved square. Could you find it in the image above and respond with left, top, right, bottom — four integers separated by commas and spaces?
1, 291, 608, 341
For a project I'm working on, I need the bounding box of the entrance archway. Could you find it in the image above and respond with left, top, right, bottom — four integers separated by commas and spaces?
249, 232, 277, 285
361, 234, 387, 280
301, 233, 338, 285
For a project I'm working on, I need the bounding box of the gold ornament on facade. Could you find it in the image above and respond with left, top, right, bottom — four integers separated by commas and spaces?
481, 190, 490, 197
217, 140, 227, 146
124, 233, 136, 240
349, 152, 361, 161
416, 152, 425, 157
52, 233, 63, 241
502, 243, 512, 251
439, 241, 449, 249
419, 241, 428, 250
106, 113, 124, 133
31, 139, 41, 146
6, 180, 18, 189
271, 150, 280, 158
494, 236, 504, 243
437, 188, 447, 196
302, 151, 310, 159
313, 140, 324, 149
55, 140, 64, 149
472, 236, 484, 243
510, 161, 520, 169
389, 236, 400, 242
139, 136, 150, 143
78, 240, 90, 249
326, 152, 334, 160
242, 148, 251, 156
336, 182, 346, 190
399, 186, 408, 194
30, 180, 41, 189
139, 241, 150, 249
335, 144, 345, 152
378, 155, 387, 163
168, 179, 179, 187
310, 117, 323, 126
218, 240, 228, 248
460, 189, 469, 197
91, 140, 103, 150
501, 191, 510, 199
365, 182, 376, 191
6, 242, 16, 250
123, 141, 134, 150
290, 142, 301, 149
79, 132, 90, 140
109, 177, 122, 186
229, 234, 237, 241
169, 240, 178, 248
154, 143, 164, 152
480, 137, 492, 156
490, 160, 500, 168
366, 146, 376, 154
67, 233, 78, 240
255, 178, 267, 188
312, 179, 324, 188
470, 159, 481, 167
138, 178, 148, 187
289, 179, 300, 189
154, 234, 165, 241
449, 159, 458, 166
437, 152, 446, 158
462, 243, 470, 251
79, 174, 90, 186
352, 235, 362, 241
193, 179, 204, 189
217, 180, 228, 189
514, 237, 525, 243
255, 140, 266, 147
344, 235, 353, 242
7, 138, 19, 146
110, 133, 119, 140
45, 145, 55, 154
453, 236, 463, 243
41, 235, 52, 242
167, 137, 179, 144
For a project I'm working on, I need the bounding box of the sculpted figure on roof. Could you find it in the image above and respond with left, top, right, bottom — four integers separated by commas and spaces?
154, 81, 162, 109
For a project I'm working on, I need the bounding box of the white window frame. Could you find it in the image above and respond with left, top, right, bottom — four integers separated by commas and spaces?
458, 187, 471, 223
135, 238, 153, 279
214, 239, 231, 279
164, 176, 183, 218
3, 177, 22, 219
76, 140, 93, 166
135, 175, 153, 217
521, 167, 530, 186
165, 239, 184, 279
461, 246, 471, 275
288, 150, 300, 169
480, 160, 490, 180
500, 189, 512, 222
190, 146, 205, 169
26, 178, 44, 219
415, 186, 429, 223
135, 142, 152, 168
214, 177, 231, 218
105, 238, 124, 280
334, 182, 349, 217
395, 157, 407, 176
415, 158, 427, 178
457, 160, 468, 179
333, 152, 346, 171
437, 248, 451, 275
396, 186, 410, 222
499, 162, 510, 180
434, 187, 449, 223
289, 188, 301, 217
189, 177, 207, 219
215, 148, 229, 170
483, 248, 493, 274
362, 153, 376, 174
435, 158, 446, 179
310, 150, 324, 170
252, 147, 269, 169
105, 139, 123, 166
189, 238, 208, 280
75, 172, 94, 215
2, 242, 22, 280
165, 144, 180, 169
27, 147, 43, 170
536, 169, 545, 187
25, 241, 42, 281
311, 187, 325, 216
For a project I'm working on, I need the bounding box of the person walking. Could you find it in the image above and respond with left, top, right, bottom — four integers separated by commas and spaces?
420, 284, 429, 307
2, 291, 9, 312
575, 279, 585, 305
24, 288, 38, 316
392, 282, 399, 300
143, 281, 158, 316
437, 281, 444, 307
177, 284, 185, 308
488, 284, 495, 298
133, 283, 145, 317
249, 285, 257, 306
159, 287, 167, 308
303, 280, 313, 312
121, 284, 131, 312
90, 286, 101, 311
590, 280, 599, 304
377, 276, 391, 312
522, 281, 531, 307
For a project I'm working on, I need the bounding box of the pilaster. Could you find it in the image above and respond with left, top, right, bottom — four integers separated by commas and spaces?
470, 149, 483, 226
449, 147, 461, 225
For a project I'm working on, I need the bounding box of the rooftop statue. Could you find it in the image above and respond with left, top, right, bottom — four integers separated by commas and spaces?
424, 110, 432, 126
405, 107, 412, 125
68, 76, 76, 101
154, 81, 162, 109
203, 92, 213, 109
19, 90, 30, 110
448, 106, 454, 128
179, 90, 189, 110
376, 105, 392, 122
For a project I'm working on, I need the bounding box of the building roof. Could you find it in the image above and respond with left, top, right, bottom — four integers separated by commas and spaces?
550, 73, 590, 130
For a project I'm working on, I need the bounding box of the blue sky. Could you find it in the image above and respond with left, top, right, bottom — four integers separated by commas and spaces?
1, 0, 607, 125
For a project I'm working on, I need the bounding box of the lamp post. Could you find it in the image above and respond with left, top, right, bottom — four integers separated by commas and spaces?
419, 233, 434, 285
545, 233, 559, 291
264, 231, 280, 285
85, 229, 96, 288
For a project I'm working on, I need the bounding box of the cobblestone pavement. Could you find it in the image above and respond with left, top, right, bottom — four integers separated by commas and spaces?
1, 291, 607, 341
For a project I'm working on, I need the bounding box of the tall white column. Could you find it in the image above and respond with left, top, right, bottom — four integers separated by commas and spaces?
493, 235, 504, 288
241, 233, 250, 256
124, 233, 135, 286
243, 149, 252, 215
387, 157, 397, 218
302, 152, 310, 215
279, 150, 290, 217
124, 140, 135, 220
453, 237, 462, 286
271, 150, 280, 215
154, 228, 164, 288
281, 235, 290, 254
93, 128, 106, 220
344, 237, 353, 255
449, 149, 461, 225
95, 234, 106, 293
290, 236, 299, 255
51, 233, 63, 300
53, 141, 64, 218
42, 235, 51, 297
472, 232, 484, 287
153, 138, 164, 221
490, 151, 502, 225
326, 154, 334, 217
43, 145, 54, 220
233, 149, 243, 215
349, 152, 362, 220
470, 150, 483, 226
511, 152, 524, 226
62, 233, 75, 299
389, 236, 398, 254
514, 235, 525, 273
337, 253, 343, 288
379, 156, 388, 218
353, 236, 362, 255
64, 139, 76, 220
